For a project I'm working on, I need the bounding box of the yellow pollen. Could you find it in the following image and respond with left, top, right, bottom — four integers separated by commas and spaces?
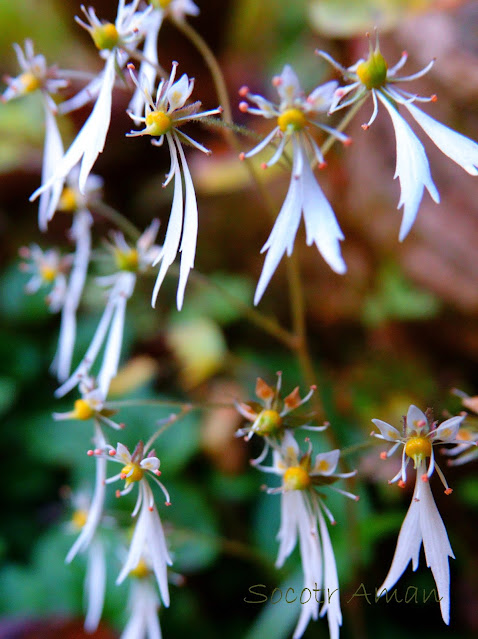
71, 509, 88, 529
254, 409, 282, 435
277, 108, 307, 133
92, 23, 119, 51
145, 110, 172, 137
73, 399, 95, 421
356, 51, 388, 90
283, 466, 311, 491
121, 463, 144, 485
115, 248, 139, 272
40, 264, 57, 282
317, 460, 330, 473
19, 71, 40, 93
57, 187, 78, 212
129, 558, 150, 578
405, 436, 432, 468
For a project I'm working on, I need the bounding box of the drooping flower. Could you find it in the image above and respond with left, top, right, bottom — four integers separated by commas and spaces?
54, 220, 160, 399
19, 244, 71, 312
1, 40, 67, 229
101, 441, 173, 606
54, 377, 123, 563
30, 0, 151, 203
127, 63, 222, 309
318, 34, 478, 240
371, 404, 465, 623
235, 373, 325, 465
120, 556, 164, 639
239, 65, 349, 304
129, 0, 200, 118
257, 431, 357, 639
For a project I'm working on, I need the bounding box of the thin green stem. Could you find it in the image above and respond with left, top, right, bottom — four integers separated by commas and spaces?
92, 201, 141, 242
106, 398, 233, 410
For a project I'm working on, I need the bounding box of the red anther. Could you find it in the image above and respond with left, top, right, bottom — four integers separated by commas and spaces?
380, 451, 387, 460
398, 480, 406, 488
115, 490, 121, 498
87, 450, 94, 456
276, 370, 282, 376
18, 246, 31, 258
127, 63, 135, 70
354, 495, 360, 502
238, 85, 249, 97
119, 423, 126, 429
261, 162, 268, 170
416, 420, 426, 427
109, 449, 116, 456
304, 437, 311, 443
154, 470, 162, 476
217, 106, 224, 113
238, 101, 249, 113
421, 473, 429, 483
238, 152, 245, 161
431, 94, 437, 102
336, 89, 345, 97
94, 448, 102, 455
343, 137, 352, 146
310, 385, 317, 391
120, 473, 127, 479
445, 488, 453, 495
331, 520, 337, 526
402, 50, 408, 57
318, 161, 327, 169
149, 506, 154, 512
361, 124, 369, 131
272, 76, 282, 87
165, 501, 172, 507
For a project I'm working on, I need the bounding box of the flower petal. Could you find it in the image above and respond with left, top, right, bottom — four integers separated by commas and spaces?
371, 419, 402, 441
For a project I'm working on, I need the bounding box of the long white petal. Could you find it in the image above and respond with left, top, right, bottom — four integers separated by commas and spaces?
377, 472, 423, 595
176, 137, 198, 310
378, 93, 439, 241
317, 505, 342, 639
39, 98, 64, 230
152, 135, 183, 307
299, 142, 346, 274
406, 103, 478, 176
276, 491, 299, 568
84, 538, 106, 633
419, 472, 454, 624
66, 424, 106, 563
253, 145, 303, 305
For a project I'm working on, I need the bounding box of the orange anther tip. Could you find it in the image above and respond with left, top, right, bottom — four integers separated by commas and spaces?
165, 501, 172, 507
155, 470, 161, 476
238, 86, 249, 97
343, 138, 352, 146
239, 152, 245, 161
421, 474, 429, 482
331, 520, 337, 526
149, 506, 154, 512
94, 448, 102, 455
431, 95, 437, 102
127, 63, 135, 69
318, 162, 327, 169
87, 450, 94, 456
218, 106, 224, 113
119, 423, 125, 429
272, 76, 281, 86
120, 473, 126, 479
445, 488, 453, 495
361, 124, 369, 131
355, 496, 360, 501
336, 90, 345, 97
310, 385, 317, 390
109, 449, 116, 456
380, 452, 387, 460
115, 490, 121, 498
261, 162, 268, 170
305, 437, 311, 442
398, 480, 406, 488
238, 101, 249, 113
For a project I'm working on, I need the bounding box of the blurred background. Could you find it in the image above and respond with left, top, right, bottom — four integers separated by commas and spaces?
0, 0, 477, 638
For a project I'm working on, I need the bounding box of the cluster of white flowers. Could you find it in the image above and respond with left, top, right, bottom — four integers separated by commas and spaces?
3, 2, 478, 638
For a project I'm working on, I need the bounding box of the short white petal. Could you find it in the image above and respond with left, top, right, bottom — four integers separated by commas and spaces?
432, 415, 465, 443
406, 405, 428, 432
371, 418, 402, 441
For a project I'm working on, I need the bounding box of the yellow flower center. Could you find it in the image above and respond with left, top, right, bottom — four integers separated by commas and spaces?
317, 459, 330, 473
71, 509, 88, 529
121, 463, 144, 485
129, 558, 151, 578
92, 23, 119, 51
277, 108, 306, 133
57, 186, 78, 212
19, 71, 40, 94
115, 248, 139, 272
150, 0, 173, 7
254, 409, 282, 435
73, 399, 96, 421
146, 110, 172, 136
283, 466, 311, 491
40, 264, 57, 282
405, 436, 432, 468
356, 51, 388, 90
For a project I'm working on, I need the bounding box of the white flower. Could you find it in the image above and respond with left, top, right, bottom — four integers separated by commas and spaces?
30, 1, 150, 203
239, 65, 349, 304
19, 244, 71, 312
102, 441, 173, 605
257, 431, 357, 639
319, 36, 478, 240
1, 40, 68, 230
127, 63, 222, 309
121, 573, 162, 639
54, 221, 160, 398
129, 0, 200, 118
371, 404, 466, 624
